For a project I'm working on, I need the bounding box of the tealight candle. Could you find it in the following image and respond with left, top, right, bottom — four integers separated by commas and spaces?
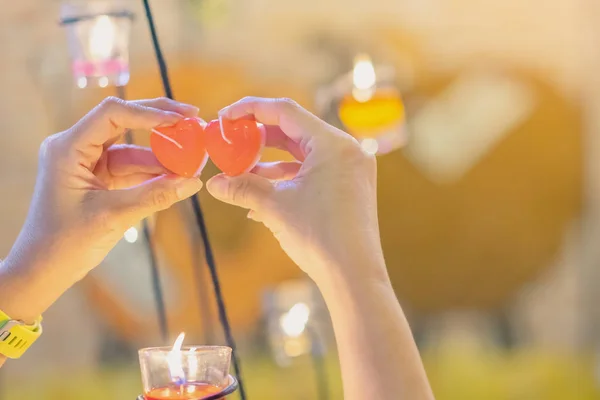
337, 55, 406, 155
60, 3, 134, 88
139, 333, 236, 400
144, 383, 222, 400
317, 53, 407, 155
205, 116, 265, 177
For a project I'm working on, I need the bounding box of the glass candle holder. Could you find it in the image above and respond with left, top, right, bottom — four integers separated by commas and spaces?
139, 344, 235, 400
263, 279, 330, 367
316, 54, 407, 155
60, 1, 134, 88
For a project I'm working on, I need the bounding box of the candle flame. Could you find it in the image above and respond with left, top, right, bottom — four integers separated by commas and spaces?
167, 332, 186, 384
89, 15, 116, 60
353, 54, 376, 90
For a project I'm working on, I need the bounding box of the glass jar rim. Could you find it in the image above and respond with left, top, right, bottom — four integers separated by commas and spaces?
138, 345, 232, 355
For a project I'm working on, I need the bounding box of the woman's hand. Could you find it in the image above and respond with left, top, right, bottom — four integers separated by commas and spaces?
1, 97, 203, 323
207, 97, 434, 400
206, 97, 387, 288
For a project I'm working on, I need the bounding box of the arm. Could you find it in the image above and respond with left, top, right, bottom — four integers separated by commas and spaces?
0, 257, 53, 367
0, 256, 55, 367
0, 256, 75, 325
318, 255, 434, 400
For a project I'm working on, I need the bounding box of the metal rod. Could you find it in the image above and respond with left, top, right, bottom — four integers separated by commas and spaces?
190, 199, 246, 398
188, 217, 215, 344
140, 1, 247, 398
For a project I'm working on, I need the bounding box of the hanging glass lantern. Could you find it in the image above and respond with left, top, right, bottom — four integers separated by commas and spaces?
263, 280, 329, 367
60, 1, 134, 88
316, 54, 407, 155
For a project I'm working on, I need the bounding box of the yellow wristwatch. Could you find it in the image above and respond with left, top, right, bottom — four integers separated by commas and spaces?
0, 310, 42, 359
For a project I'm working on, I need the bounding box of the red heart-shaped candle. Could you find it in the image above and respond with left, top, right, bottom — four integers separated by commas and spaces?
150, 117, 209, 177
205, 116, 265, 176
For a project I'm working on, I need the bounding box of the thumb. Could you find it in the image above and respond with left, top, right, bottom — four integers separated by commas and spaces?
113, 174, 203, 220
206, 173, 273, 210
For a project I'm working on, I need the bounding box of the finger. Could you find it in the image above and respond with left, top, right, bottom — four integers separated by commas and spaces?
106, 144, 167, 176
68, 97, 184, 147
132, 98, 199, 118
206, 173, 274, 210
110, 174, 203, 220
251, 161, 302, 180
262, 125, 305, 161
110, 172, 161, 190
219, 97, 323, 143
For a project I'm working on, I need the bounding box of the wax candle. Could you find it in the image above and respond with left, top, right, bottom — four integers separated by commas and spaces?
204, 116, 264, 177
338, 88, 405, 135
144, 382, 224, 400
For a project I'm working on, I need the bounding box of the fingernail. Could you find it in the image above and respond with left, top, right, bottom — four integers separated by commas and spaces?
196, 117, 208, 128
176, 103, 199, 116
156, 112, 184, 127
185, 105, 200, 115
206, 175, 228, 196
217, 107, 230, 118
176, 178, 203, 199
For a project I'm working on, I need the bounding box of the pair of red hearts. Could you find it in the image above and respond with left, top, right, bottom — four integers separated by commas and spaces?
150, 116, 264, 177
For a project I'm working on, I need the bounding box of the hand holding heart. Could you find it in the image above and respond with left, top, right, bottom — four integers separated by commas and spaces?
205, 97, 386, 288
2, 97, 204, 324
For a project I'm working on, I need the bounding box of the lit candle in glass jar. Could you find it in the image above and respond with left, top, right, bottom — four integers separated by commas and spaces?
337, 54, 407, 155
138, 333, 238, 400
60, 2, 133, 88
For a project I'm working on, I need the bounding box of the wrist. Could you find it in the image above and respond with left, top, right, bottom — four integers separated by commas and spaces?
0, 257, 40, 324
0, 248, 71, 324
313, 248, 391, 301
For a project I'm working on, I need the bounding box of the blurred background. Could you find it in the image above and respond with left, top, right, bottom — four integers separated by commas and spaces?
0, 0, 598, 398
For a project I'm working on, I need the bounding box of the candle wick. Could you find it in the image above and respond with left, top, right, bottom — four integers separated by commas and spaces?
152, 128, 184, 149
173, 377, 185, 395
219, 116, 233, 144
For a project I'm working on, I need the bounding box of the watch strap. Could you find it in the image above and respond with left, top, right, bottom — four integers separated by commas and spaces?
0, 310, 42, 359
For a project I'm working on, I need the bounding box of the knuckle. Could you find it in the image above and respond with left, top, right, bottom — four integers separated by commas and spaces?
93, 209, 117, 232
338, 137, 371, 163
277, 97, 299, 110
241, 96, 258, 103
148, 188, 177, 210
39, 133, 60, 161
229, 178, 251, 205
98, 96, 128, 117
85, 196, 123, 235
100, 96, 122, 110
39, 132, 81, 167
